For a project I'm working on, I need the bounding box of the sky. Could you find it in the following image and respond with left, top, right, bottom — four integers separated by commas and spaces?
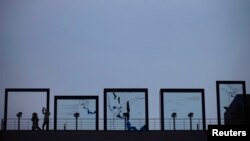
0, 0, 250, 129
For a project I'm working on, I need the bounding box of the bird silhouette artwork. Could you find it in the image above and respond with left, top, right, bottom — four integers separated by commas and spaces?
118, 97, 120, 104
113, 92, 121, 104
113, 92, 117, 100
81, 103, 96, 115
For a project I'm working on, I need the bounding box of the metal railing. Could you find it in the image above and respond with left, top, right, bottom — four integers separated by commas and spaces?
1, 118, 220, 131
56, 118, 97, 130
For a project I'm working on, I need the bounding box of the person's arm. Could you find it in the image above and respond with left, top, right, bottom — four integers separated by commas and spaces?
42, 107, 46, 114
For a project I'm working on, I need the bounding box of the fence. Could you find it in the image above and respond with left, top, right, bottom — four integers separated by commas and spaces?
1, 118, 220, 131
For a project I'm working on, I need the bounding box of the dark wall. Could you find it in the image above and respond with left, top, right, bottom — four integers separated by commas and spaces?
0, 131, 207, 141
224, 95, 250, 124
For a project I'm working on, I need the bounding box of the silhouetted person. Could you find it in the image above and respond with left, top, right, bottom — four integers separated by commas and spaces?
42, 107, 50, 130
31, 113, 41, 130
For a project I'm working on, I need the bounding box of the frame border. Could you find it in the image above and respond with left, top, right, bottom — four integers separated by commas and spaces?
216, 81, 246, 125
54, 96, 99, 130
160, 88, 206, 130
104, 88, 149, 131
4, 88, 50, 130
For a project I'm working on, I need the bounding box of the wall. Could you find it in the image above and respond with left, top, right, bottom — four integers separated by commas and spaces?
0, 131, 207, 141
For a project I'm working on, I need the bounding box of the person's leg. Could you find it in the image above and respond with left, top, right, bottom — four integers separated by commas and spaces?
37, 123, 41, 130
44, 121, 49, 130
42, 122, 45, 130
32, 125, 35, 130
37, 126, 41, 130
46, 121, 49, 130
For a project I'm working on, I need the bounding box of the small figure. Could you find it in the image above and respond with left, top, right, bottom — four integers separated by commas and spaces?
31, 113, 41, 130
42, 107, 50, 130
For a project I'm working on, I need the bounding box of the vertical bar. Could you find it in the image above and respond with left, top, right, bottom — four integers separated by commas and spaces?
17, 117, 20, 130
96, 96, 99, 131
104, 90, 107, 131
189, 117, 192, 130
160, 90, 164, 131
145, 89, 149, 131
4, 89, 8, 131
216, 82, 221, 125
201, 90, 206, 130
76, 117, 78, 131
54, 96, 57, 130
47, 89, 50, 130
173, 117, 176, 130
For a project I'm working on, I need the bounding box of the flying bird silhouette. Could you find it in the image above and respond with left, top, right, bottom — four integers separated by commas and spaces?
113, 92, 117, 100
87, 110, 96, 114
118, 97, 120, 104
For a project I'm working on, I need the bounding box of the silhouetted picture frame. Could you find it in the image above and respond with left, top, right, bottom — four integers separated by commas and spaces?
54, 96, 99, 130
216, 81, 246, 125
160, 89, 206, 131
4, 88, 50, 130
104, 88, 149, 131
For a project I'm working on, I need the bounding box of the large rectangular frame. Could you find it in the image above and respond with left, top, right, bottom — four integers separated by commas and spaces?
216, 81, 246, 125
160, 89, 206, 130
4, 88, 50, 130
104, 88, 149, 131
54, 96, 99, 130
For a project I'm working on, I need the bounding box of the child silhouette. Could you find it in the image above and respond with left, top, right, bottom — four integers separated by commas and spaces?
31, 113, 41, 130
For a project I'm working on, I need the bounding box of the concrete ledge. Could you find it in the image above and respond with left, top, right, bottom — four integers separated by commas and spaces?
0, 130, 207, 141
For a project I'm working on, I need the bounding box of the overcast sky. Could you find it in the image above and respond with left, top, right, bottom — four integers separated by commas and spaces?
0, 0, 250, 127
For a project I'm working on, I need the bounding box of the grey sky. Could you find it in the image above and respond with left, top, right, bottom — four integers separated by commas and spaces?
1, 0, 250, 125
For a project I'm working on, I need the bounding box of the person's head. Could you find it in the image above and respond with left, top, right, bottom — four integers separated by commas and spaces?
32, 113, 38, 118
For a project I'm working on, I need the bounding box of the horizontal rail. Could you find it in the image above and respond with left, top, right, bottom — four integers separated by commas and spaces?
0, 118, 223, 131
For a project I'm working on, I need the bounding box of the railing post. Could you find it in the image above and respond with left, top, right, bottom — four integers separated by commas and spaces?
188, 113, 193, 130
171, 113, 177, 130
124, 118, 127, 131
74, 113, 80, 131
64, 123, 66, 130
16, 112, 22, 130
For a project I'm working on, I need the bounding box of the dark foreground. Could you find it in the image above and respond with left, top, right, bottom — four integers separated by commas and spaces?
0, 130, 207, 141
